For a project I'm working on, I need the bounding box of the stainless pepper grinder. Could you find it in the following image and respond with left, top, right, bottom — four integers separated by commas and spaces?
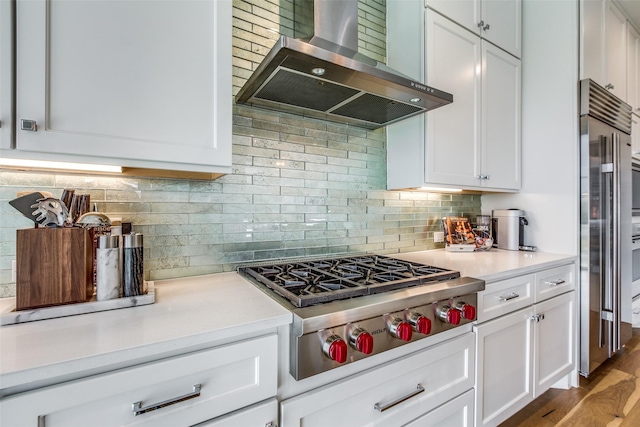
122, 233, 144, 297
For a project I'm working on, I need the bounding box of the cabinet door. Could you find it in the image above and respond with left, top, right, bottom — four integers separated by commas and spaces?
14, 0, 232, 173
475, 307, 534, 427
425, 10, 482, 187
534, 292, 576, 397
482, 0, 522, 58
481, 41, 521, 190
628, 23, 640, 112
581, 0, 606, 83
604, 0, 627, 100
0, 0, 12, 149
426, 0, 480, 37
403, 389, 474, 427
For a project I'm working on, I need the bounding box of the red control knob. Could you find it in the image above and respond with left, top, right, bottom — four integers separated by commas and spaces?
407, 311, 432, 335
416, 316, 432, 335
457, 302, 476, 320
438, 305, 461, 325
388, 317, 413, 341
356, 332, 374, 354
396, 322, 412, 341
448, 309, 461, 325
348, 327, 374, 354
323, 335, 348, 363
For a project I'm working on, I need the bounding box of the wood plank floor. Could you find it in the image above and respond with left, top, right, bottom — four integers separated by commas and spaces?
500, 328, 640, 427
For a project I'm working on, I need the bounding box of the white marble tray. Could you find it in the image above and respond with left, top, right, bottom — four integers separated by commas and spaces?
0, 282, 155, 326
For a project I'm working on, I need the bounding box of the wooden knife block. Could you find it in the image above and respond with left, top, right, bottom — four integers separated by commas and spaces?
16, 228, 93, 311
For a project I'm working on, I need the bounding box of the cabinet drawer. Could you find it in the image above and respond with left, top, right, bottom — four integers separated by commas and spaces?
0, 334, 277, 427
534, 264, 575, 302
280, 333, 475, 427
477, 274, 534, 323
194, 398, 278, 427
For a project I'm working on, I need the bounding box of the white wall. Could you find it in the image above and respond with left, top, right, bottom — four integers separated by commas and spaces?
482, 0, 579, 256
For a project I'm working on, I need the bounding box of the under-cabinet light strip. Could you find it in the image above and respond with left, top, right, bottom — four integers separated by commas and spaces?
0, 158, 122, 173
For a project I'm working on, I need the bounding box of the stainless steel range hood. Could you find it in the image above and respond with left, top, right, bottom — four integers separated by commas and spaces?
235, 0, 453, 130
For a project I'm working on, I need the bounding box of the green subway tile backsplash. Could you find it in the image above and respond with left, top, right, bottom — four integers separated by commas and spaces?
0, 0, 480, 296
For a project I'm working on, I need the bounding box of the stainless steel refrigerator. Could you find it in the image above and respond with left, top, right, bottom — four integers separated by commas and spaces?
580, 79, 633, 377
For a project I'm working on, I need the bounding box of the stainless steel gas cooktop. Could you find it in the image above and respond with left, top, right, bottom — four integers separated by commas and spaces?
238, 255, 484, 380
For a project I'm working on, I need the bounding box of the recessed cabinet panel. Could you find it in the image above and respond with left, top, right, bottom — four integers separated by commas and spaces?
482, 0, 521, 58
604, 0, 627, 101
580, 0, 627, 101
13, 0, 231, 173
475, 308, 534, 427
426, 0, 521, 58
481, 41, 521, 190
426, 0, 479, 37
534, 292, 575, 397
425, 10, 482, 187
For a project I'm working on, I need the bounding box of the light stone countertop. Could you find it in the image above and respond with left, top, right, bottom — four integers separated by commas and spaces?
0, 272, 292, 396
393, 249, 577, 283
0, 248, 576, 396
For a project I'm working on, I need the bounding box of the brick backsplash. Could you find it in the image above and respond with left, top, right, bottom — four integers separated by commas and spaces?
0, 0, 480, 297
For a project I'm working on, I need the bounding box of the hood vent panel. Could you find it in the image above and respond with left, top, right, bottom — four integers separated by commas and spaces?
235, 0, 453, 129
333, 93, 422, 125
256, 69, 360, 112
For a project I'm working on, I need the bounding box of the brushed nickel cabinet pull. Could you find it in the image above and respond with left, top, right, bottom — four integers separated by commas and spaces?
20, 119, 37, 132
374, 384, 424, 412
498, 292, 519, 302
545, 279, 565, 287
132, 384, 201, 416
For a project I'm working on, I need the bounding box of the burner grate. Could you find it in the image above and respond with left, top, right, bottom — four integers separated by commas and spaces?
238, 255, 460, 307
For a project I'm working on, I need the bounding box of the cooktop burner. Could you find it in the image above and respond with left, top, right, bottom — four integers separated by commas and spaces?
239, 255, 460, 307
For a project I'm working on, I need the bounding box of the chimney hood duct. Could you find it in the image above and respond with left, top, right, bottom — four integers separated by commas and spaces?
235, 0, 453, 130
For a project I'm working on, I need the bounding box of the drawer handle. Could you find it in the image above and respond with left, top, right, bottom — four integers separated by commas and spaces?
374, 384, 424, 412
545, 279, 565, 287
498, 292, 520, 302
132, 384, 201, 416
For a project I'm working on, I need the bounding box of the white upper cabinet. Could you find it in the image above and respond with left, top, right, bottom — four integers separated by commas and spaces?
0, 0, 13, 150
581, 0, 627, 101
627, 24, 640, 112
387, 6, 521, 192
5, 0, 232, 175
426, 0, 521, 58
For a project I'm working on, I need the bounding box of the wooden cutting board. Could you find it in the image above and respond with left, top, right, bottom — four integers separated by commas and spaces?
16, 228, 93, 311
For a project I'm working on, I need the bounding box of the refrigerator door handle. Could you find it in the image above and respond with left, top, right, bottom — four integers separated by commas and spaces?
612, 132, 620, 353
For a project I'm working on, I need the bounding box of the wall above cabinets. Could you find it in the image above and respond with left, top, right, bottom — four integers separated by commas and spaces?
0, 0, 232, 179
387, 0, 522, 193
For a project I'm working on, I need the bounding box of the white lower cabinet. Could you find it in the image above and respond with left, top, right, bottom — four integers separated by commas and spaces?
0, 334, 278, 427
280, 333, 475, 427
474, 264, 576, 427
